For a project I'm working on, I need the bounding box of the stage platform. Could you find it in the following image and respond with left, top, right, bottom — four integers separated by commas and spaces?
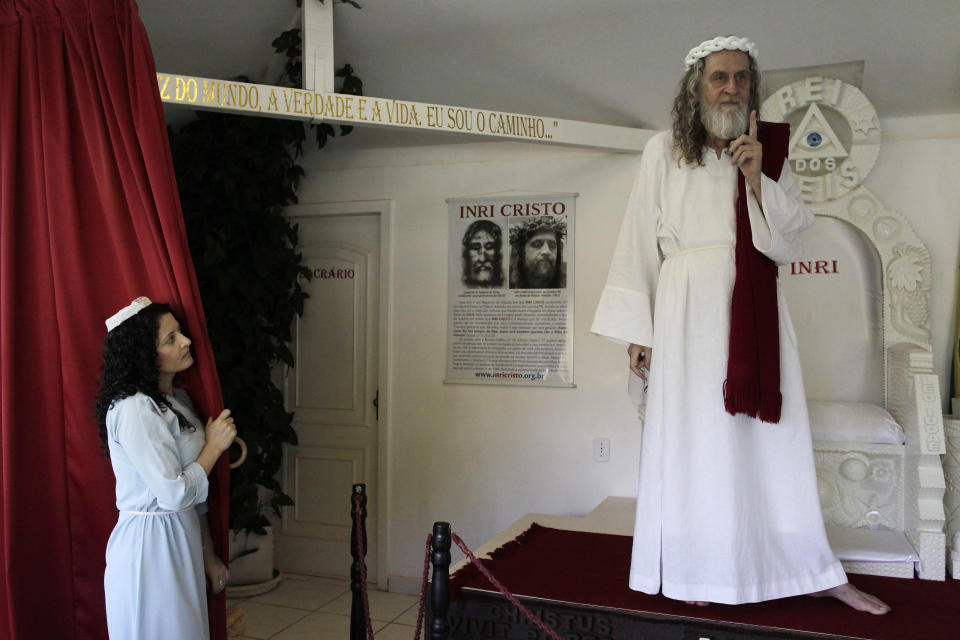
445, 498, 957, 639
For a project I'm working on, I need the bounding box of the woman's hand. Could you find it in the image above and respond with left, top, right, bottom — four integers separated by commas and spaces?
628, 343, 652, 379
204, 546, 229, 595
205, 409, 236, 456
196, 409, 237, 475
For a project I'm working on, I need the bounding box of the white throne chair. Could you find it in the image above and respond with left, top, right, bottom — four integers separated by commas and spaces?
781, 206, 947, 580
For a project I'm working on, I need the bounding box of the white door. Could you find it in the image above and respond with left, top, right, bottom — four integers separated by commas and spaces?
276, 211, 380, 580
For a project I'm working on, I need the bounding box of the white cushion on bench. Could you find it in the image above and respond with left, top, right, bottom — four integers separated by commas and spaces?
826, 525, 919, 564
808, 401, 905, 444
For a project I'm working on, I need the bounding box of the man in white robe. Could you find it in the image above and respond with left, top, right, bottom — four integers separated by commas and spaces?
591, 36, 888, 614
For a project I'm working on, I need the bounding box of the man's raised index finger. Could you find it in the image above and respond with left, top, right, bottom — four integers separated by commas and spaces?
749, 110, 758, 138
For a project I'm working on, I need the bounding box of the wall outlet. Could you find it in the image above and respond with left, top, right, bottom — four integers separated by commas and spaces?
593, 437, 611, 462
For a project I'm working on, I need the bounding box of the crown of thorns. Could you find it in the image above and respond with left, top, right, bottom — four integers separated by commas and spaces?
509, 217, 567, 247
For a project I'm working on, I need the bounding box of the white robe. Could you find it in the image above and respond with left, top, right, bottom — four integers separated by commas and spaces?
104, 389, 210, 639
591, 131, 846, 604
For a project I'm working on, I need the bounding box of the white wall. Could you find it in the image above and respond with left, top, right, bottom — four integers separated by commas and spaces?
295, 114, 960, 584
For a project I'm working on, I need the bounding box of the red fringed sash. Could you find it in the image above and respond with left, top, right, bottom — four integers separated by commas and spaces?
723, 122, 791, 423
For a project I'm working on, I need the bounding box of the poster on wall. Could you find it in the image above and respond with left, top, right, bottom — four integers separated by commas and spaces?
445, 193, 576, 387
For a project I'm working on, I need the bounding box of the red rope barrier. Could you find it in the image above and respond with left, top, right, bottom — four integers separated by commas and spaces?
414, 534, 432, 640
350, 510, 562, 640
451, 532, 564, 640
352, 494, 375, 640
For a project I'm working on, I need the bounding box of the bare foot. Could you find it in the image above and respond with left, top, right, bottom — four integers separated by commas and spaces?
684, 600, 710, 606
810, 583, 890, 615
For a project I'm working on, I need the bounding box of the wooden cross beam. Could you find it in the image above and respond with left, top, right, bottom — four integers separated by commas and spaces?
157, 72, 653, 152
157, 2, 653, 152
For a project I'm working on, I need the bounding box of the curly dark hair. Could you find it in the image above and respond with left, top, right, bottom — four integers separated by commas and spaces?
95, 302, 193, 456
671, 53, 761, 167
509, 218, 567, 288
508, 217, 567, 249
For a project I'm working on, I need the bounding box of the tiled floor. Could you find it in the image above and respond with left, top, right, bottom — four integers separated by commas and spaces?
227, 573, 423, 639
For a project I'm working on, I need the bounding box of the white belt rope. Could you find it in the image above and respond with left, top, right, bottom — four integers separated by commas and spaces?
119, 506, 194, 516
662, 244, 734, 260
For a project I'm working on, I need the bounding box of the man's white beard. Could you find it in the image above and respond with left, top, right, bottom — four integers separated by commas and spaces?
701, 100, 748, 141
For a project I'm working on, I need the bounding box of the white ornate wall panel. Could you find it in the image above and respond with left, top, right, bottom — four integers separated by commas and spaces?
814, 444, 903, 530
763, 78, 947, 579
943, 417, 960, 577
762, 78, 934, 370
840, 560, 913, 579
780, 217, 883, 404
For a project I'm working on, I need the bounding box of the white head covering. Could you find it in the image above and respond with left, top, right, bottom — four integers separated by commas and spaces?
685, 35, 758, 70
105, 296, 152, 332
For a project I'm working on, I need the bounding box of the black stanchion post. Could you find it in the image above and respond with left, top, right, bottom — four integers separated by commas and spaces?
350, 483, 368, 640
431, 522, 451, 640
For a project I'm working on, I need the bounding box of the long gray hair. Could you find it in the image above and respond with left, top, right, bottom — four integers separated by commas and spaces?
670, 54, 761, 167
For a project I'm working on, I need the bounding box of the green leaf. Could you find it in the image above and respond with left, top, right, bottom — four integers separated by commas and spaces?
278, 344, 295, 368
229, 547, 261, 562
273, 493, 295, 507
340, 75, 363, 96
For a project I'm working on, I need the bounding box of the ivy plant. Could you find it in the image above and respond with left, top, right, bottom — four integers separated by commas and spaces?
170, 109, 308, 534
169, 0, 363, 536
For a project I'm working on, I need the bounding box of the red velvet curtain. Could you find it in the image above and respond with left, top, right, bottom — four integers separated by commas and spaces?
0, 1, 228, 638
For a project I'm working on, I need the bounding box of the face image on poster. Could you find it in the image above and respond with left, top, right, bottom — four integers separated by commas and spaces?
508, 216, 567, 290
445, 194, 575, 387
459, 219, 507, 290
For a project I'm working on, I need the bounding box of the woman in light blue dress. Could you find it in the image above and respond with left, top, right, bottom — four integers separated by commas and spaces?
96, 297, 236, 639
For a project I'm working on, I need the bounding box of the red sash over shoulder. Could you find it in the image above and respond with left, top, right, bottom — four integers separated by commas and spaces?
723, 121, 790, 423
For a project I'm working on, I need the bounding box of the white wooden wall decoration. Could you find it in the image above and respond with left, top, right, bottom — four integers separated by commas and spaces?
762, 78, 947, 579
944, 416, 960, 576
301, 0, 334, 93
156, 71, 654, 153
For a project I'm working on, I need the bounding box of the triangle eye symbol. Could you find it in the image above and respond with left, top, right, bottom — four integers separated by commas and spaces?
789, 103, 848, 160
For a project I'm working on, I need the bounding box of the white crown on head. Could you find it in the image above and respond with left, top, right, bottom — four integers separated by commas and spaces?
105, 296, 152, 332
684, 36, 758, 70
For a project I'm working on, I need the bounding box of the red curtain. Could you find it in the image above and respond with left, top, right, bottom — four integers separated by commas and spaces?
0, 1, 228, 638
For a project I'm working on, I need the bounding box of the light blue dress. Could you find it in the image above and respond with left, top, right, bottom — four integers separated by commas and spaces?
104, 389, 209, 640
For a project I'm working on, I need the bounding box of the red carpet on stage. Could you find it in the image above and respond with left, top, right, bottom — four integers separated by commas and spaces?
450, 523, 957, 640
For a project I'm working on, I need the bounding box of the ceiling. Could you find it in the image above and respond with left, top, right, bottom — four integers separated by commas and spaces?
139, 0, 960, 150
